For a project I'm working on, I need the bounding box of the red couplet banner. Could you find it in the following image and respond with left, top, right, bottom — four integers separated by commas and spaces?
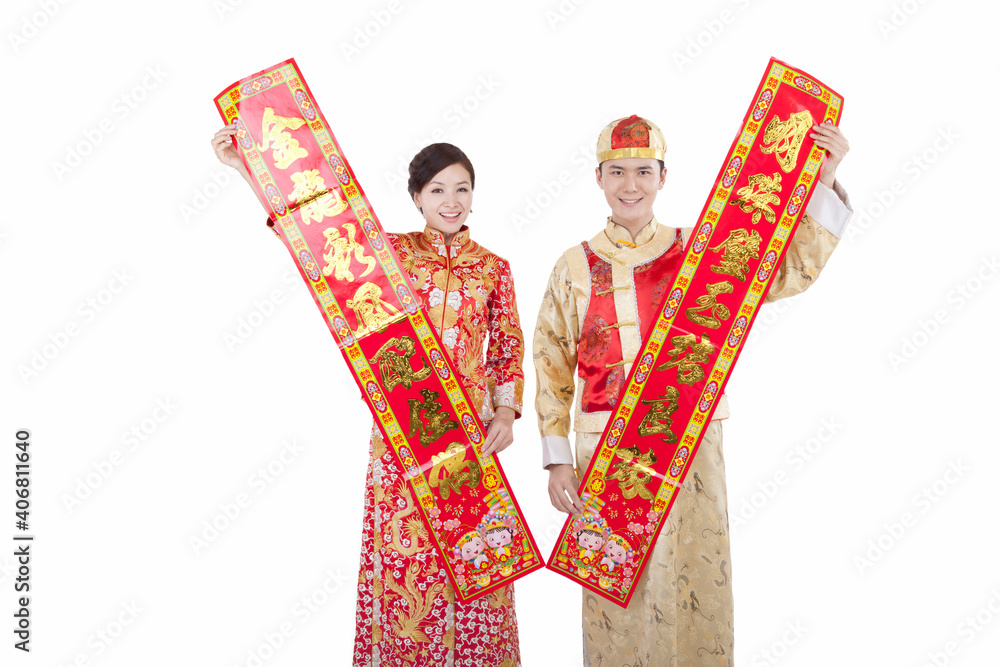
214, 59, 544, 603
546, 58, 844, 607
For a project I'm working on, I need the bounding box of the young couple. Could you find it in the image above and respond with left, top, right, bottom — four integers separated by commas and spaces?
212, 114, 851, 666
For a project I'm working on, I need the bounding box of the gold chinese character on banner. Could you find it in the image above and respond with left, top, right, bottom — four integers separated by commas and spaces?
407, 388, 460, 447
322, 222, 377, 281
685, 281, 734, 329
258, 107, 308, 169
606, 446, 658, 500
371, 336, 433, 391
346, 283, 400, 337
708, 228, 762, 281
637, 387, 680, 444
289, 170, 349, 225
428, 442, 482, 499
729, 172, 782, 224
656, 334, 715, 385
761, 110, 813, 172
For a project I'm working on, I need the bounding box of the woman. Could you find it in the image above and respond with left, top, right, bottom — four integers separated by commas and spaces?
211, 128, 524, 666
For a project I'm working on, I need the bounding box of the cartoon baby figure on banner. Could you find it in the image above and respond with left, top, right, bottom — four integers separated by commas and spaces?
477, 490, 522, 577
569, 493, 611, 577
448, 522, 496, 587
596, 532, 637, 592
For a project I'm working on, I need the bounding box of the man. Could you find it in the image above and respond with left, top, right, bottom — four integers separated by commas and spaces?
533, 115, 851, 666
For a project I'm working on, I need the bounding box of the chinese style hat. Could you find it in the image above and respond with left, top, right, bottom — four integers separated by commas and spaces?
596, 115, 666, 164
478, 489, 517, 535
572, 492, 611, 539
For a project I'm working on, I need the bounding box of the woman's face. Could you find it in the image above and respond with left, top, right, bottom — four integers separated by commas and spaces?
578, 531, 603, 551
413, 162, 473, 243
487, 529, 512, 549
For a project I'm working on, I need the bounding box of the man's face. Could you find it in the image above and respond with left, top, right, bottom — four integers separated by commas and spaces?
595, 158, 667, 229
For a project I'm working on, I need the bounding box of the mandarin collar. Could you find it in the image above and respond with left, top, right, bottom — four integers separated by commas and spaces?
421, 224, 471, 251
604, 217, 658, 249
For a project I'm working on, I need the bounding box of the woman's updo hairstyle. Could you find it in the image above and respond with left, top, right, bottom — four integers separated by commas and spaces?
407, 143, 476, 211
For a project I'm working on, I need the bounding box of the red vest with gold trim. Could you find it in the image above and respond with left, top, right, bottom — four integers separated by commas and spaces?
577, 231, 684, 413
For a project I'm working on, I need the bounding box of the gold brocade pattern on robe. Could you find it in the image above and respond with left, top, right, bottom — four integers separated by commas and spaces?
576, 425, 733, 667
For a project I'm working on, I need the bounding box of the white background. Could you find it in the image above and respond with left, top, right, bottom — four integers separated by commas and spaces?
3, 0, 998, 665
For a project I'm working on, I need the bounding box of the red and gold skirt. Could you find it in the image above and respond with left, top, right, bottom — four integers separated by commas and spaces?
353, 429, 520, 667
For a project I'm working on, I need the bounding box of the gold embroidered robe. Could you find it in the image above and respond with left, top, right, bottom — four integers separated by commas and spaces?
533, 181, 851, 666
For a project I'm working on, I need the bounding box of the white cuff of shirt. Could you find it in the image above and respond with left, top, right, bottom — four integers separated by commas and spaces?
541, 435, 574, 469
805, 180, 853, 239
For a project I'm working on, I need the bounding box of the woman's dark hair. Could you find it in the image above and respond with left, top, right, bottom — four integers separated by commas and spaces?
407, 143, 476, 203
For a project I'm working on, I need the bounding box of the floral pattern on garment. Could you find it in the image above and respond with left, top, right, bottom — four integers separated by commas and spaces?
391, 226, 524, 420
